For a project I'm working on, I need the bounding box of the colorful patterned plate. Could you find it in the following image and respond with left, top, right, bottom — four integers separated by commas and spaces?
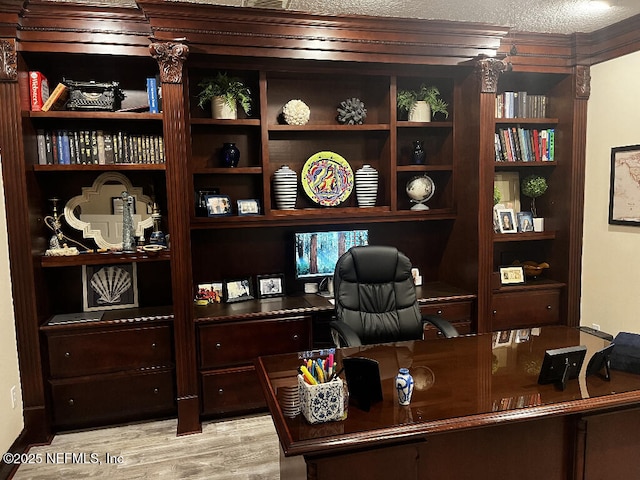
301, 151, 354, 206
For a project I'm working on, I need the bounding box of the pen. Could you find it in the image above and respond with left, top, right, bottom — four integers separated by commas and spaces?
300, 365, 318, 385
315, 361, 325, 383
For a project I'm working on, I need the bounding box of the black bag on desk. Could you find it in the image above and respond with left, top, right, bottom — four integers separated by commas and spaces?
610, 332, 640, 374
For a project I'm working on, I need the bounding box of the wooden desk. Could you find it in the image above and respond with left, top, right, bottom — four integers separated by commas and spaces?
256, 326, 640, 480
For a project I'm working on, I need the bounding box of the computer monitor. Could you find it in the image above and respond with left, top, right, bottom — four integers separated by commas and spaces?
294, 229, 369, 280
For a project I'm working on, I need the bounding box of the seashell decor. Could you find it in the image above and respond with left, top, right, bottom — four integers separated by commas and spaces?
282, 99, 310, 125
90, 265, 132, 304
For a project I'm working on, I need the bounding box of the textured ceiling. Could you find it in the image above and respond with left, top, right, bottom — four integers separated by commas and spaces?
52, 0, 640, 34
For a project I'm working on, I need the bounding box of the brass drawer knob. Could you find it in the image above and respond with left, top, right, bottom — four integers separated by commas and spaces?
153, 388, 159, 394
215, 343, 222, 349
437, 309, 443, 315
218, 388, 224, 395
151, 343, 157, 348
68, 399, 74, 406
64, 352, 71, 358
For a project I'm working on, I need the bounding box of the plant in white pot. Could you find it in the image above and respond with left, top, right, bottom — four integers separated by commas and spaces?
197, 72, 252, 120
521, 174, 548, 231
397, 84, 448, 122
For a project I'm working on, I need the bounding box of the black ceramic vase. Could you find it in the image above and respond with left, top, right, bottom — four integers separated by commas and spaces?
412, 140, 426, 164
220, 142, 240, 167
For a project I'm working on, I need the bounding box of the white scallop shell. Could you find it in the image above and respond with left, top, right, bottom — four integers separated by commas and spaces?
90, 266, 132, 304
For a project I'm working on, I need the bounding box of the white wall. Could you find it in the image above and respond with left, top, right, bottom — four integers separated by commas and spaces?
0, 154, 24, 454
582, 50, 640, 336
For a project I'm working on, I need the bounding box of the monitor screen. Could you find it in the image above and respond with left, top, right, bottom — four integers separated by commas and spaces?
294, 230, 369, 279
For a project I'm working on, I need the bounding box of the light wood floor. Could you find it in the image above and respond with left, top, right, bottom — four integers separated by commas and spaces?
13, 414, 280, 480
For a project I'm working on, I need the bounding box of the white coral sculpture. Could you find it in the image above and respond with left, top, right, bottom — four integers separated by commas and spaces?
282, 99, 310, 125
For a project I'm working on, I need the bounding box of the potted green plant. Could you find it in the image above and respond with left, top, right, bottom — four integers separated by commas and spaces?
397, 84, 449, 122
521, 174, 548, 231
197, 72, 252, 119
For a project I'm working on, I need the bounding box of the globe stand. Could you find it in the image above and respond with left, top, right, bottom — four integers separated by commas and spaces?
410, 201, 430, 211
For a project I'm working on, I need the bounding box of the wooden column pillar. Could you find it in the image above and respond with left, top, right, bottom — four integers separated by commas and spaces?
0, 37, 51, 444
150, 39, 201, 435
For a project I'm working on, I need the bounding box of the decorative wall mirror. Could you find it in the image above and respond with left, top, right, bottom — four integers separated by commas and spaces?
64, 172, 154, 250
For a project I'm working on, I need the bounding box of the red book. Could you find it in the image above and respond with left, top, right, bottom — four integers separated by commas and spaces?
29, 71, 49, 111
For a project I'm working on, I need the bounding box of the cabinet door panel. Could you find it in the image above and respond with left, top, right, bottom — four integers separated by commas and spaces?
50, 369, 175, 429
198, 316, 311, 368
201, 367, 265, 415
492, 290, 560, 331
47, 325, 173, 378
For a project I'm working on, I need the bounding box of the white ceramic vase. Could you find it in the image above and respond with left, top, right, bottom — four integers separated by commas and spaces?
212, 96, 237, 120
533, 217, 545, 232
273, 165, 298, 210
408, 100, 431, 122
395, 368, 414, 406
355, 164, 378, 207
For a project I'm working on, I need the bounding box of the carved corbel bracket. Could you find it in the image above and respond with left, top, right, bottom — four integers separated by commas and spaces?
0, 38, 17, 81
475, 57, 510, 94
149, 39, 189, 84
576, 65, 591, 99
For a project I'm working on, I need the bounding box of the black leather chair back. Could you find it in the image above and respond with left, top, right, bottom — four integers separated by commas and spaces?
333, 245, 423, 345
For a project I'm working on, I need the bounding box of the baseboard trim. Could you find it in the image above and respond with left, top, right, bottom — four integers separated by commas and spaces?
0, 428, 28, 480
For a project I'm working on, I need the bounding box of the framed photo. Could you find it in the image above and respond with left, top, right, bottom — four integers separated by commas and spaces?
223, 278, 254, 303
517, 211, 534, 232
82, 263, 138, 311
499, 265, 525, 285
497, 208, 517, 233
195, 282, 223, 304
609, 144, 640, 225
205, 194, 232, 217
256, 274, 285, 298
237, 199, 261, 216
111, 196, 136, 215
493, 330, 514, 348
494, 172, 521, 213
515, 328, 531, 343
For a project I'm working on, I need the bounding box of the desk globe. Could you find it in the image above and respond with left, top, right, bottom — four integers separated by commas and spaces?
406, 175, 435, 210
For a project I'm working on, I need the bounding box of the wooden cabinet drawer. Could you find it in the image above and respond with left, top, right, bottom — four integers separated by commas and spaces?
198, 316, 311, 369
492, 289, 560, 331
421, 301, 472, 339
47, 325, 173, 378
50, 368, 175, 429
201, 367, 266, 416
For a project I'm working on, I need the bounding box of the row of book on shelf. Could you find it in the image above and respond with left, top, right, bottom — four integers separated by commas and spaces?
495, 127, 555, 163
36, 129, 165, 165
23, 71, 161, 113
496, 92, 548, 119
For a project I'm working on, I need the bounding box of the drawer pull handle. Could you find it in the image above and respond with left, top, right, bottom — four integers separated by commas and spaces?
151, 343, 157, 349
218, 388, 224, 395
437, 310, 443, 315
493, 310, 497, 315
68, 399, 74, 406
153, 388, 159, 394
216, 343, 222, 349
292, 334, 299, 340
64, 352, 71, 358
547, 305, 552, 310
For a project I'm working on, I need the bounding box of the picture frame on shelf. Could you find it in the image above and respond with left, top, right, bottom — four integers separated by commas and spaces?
499, 265, 525, 285
609, 144, 640, 226
256, 274, 285, 299
517, 211, 534, 232
195, 188, 220, 217
237, 198, 261, 216
497, 208, 517, 233
205, 194, 232, 217
82, 263, 138, 312
224, 277, 254, 303
195, 282, 223, 304
494, 172, 521, 213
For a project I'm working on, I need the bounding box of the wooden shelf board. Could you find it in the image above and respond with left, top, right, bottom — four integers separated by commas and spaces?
396, 121, 453, 128
190, 118, 261, 126
29, 111, 163, 121
494, 117, 559, 125
494, 161, 556, 169
397, 165, 453, 172
493, 278, 566, 293
33, 164, 166, 172
268, 123, 390, 131
41, 250, 171, 267
192, 166, 262, 174
494, 231, 556, 242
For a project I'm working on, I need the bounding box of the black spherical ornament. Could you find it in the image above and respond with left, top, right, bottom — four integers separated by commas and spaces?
337, 97, 367, 125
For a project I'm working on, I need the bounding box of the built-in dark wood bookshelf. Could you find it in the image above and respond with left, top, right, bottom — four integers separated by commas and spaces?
3, 0, 624, 452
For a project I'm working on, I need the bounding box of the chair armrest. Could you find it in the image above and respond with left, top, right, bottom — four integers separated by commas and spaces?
329, 320, 363, 347
421, 314, 460, 338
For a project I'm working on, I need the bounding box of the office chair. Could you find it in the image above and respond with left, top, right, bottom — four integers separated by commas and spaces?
330, 245, 459, 347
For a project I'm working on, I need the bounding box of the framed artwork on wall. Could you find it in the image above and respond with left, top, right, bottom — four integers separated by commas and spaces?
609, 144, 640, 226
82, 263, 138, 311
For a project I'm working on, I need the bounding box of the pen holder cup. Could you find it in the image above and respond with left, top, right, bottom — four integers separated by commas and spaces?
298, 375, 344, 424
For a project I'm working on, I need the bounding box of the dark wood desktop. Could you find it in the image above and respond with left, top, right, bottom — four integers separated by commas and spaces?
256, 326, 640, 480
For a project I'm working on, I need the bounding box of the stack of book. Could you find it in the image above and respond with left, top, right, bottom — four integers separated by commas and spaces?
36, 129, 165, 165
494, 127, 555, 162
496, 91, 548, 119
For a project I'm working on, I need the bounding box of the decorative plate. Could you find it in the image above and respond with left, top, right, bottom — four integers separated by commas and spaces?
301, 151, 354, 206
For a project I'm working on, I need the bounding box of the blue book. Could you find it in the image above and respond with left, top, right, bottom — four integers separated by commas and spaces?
147, 77, 159, 113
61, 130, 71, 164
